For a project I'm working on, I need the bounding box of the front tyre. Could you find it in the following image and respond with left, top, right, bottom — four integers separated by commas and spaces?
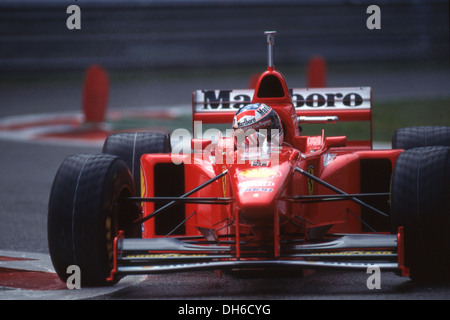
392, 126, 450, 150
102, 132, 171, 194
47, 154, 139, 286
391, 146, 450, 280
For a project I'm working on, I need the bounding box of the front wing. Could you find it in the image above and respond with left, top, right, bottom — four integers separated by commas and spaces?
108, 229, 408, 281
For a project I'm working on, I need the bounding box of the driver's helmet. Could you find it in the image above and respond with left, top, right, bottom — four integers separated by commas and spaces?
232, 103, 284, 146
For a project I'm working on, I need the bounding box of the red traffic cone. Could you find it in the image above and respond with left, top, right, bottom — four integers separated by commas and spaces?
82, 64, 109, 123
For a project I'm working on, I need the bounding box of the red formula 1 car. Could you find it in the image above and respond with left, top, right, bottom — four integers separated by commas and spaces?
48, 32, 450, 286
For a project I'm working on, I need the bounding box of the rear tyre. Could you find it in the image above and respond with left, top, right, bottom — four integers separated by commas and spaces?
102, 132, 171, 193
392, 126, 450, 150
47, 154, 139, 286
390, 146, 450, 280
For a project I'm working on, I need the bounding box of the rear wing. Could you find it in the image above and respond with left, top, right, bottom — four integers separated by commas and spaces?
192, 87, 372, 124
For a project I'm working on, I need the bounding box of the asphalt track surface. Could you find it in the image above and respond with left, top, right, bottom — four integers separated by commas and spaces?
1, 66, 450, 301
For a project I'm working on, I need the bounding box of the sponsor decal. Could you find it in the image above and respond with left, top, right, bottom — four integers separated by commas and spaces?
238, 168, 279, 178
235, 104, 272, 130
239, 180, 275, 188
125, 253, 208, 259
256, 104, 271, 117
194, 87, 371, 112
243, 188, 273, 192
251, 160, 269, 167
199, 89, 251, 110
310, 250, 393, 256
238, 116, 256, 127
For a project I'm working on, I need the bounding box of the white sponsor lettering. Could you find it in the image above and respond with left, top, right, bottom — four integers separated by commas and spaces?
193, 87, 371, 112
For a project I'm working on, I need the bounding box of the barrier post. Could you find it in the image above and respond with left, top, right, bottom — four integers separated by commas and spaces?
307, 56, 327, 88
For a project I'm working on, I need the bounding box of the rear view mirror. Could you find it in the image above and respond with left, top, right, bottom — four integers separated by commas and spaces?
324, 136, 347, 149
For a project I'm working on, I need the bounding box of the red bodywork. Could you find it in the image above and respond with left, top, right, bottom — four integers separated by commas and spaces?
110, 65, 407, 279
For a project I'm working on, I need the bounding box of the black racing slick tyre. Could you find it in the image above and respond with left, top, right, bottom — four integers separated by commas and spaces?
47, 154, 139, 286
102, 132, 171, 193
390, 146, 450, 280
392, 126, 450, 150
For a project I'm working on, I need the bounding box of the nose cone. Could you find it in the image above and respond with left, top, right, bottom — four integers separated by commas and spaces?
234, 166, 287, 222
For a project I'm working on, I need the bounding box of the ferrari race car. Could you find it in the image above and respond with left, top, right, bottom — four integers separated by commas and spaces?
48, 32, 450, 286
